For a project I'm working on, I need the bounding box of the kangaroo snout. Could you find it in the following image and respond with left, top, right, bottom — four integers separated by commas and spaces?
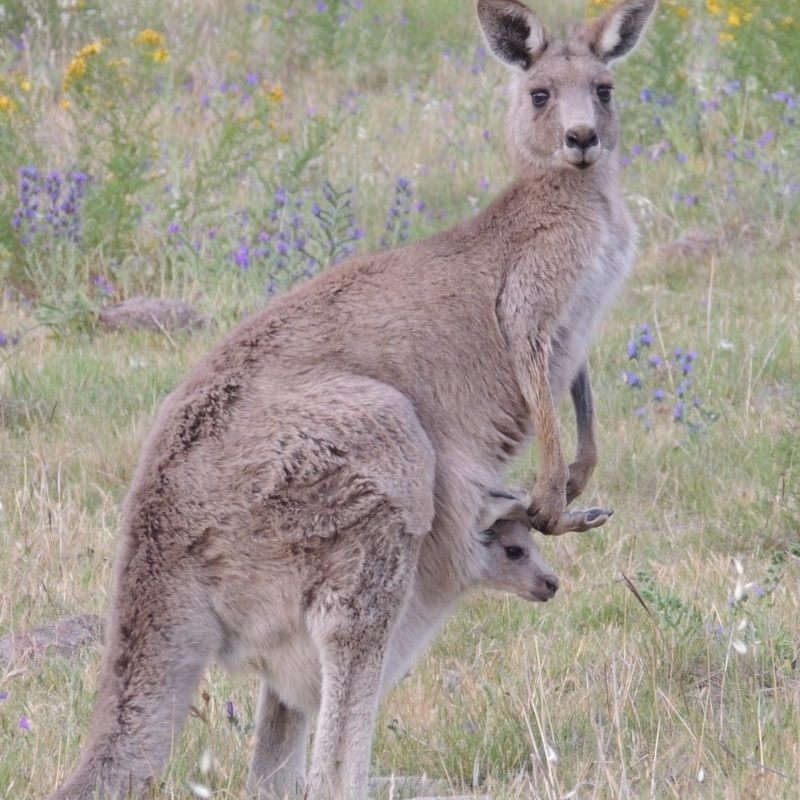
564, 124, 600, 167
565, 125, 598, 151
535, 572, 560, 602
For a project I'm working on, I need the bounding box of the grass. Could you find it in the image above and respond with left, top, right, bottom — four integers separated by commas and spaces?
1, 0, 799, 797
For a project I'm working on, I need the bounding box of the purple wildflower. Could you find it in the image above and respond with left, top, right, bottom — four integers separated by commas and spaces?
622, 370, 640, 387
380, 177, 415, 249
757, 130, 774, 147
92, 275, 114, 295
233, 244, 250, 268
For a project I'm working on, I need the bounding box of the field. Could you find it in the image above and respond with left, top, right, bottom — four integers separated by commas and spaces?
1, 0, 798, 797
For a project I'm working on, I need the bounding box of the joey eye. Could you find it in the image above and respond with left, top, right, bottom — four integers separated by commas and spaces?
531, 90, 550, 109
597, 85, 613, 104
504, 545, 525, 561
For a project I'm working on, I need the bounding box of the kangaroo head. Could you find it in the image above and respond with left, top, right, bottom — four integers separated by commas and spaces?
480, 518, 559, 602
477, 0, 657, 173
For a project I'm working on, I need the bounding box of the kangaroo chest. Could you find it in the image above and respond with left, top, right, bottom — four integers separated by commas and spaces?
549, 215, 636, 401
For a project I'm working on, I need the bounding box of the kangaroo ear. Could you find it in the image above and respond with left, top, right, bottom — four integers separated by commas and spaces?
582, 0, 657, 63
477, 0, 548, 71
476, 489, 530, 531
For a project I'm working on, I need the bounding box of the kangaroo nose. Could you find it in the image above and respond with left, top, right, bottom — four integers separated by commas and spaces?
545, 575, 559, 594
565, 126, 598, 151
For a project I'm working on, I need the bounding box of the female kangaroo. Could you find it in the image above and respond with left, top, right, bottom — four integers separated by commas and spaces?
49, 0, 657, 797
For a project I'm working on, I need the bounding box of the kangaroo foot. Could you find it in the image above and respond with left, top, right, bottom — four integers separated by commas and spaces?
548, 507, 613, 536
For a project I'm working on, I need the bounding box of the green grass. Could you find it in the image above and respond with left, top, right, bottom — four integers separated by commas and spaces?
1, 0, 799, 797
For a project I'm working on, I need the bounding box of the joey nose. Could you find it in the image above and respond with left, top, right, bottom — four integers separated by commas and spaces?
534, 573, 559, 601
565, 126, 598, 151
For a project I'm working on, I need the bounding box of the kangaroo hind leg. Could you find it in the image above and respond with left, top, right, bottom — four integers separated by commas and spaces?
50, 574, 221, 800
306, 510, 423, 800
248, 681, 308, 798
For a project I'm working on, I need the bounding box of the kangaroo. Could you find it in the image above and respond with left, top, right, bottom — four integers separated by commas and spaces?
48, 0, 656, 797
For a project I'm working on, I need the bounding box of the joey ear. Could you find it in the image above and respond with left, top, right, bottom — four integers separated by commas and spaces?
477, 0, 548, 71
476, 489, 529, 531
582, 0, 657, 63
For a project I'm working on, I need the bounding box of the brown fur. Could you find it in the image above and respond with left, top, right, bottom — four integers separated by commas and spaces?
48, 1, 656, 797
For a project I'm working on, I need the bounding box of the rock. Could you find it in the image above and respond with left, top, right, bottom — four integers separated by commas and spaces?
0, 614, 103, 665
653, 229, 719, 265
98, 297, 205, 333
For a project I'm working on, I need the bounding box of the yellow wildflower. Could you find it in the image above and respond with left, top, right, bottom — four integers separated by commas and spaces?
135, 29, 165, 47
66, 57, 86, 82
0, 95, 16, 112
77, 41, 102, 58
267, 84, 284, 103
19, 79, 31, 91
727, 10, 741, 26
671, 3, 689, 20
60, 98, 72, 110
152, 48, 169, 63
706, 0, 721, 14
718, 31, 734, 42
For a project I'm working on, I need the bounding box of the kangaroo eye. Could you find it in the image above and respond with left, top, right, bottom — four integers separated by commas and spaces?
531, 90, 550, 109
504, 546, 524, 561
597, 85, 613, 104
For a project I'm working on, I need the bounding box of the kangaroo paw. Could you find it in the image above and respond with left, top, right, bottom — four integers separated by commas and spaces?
549, 507, 613, 536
